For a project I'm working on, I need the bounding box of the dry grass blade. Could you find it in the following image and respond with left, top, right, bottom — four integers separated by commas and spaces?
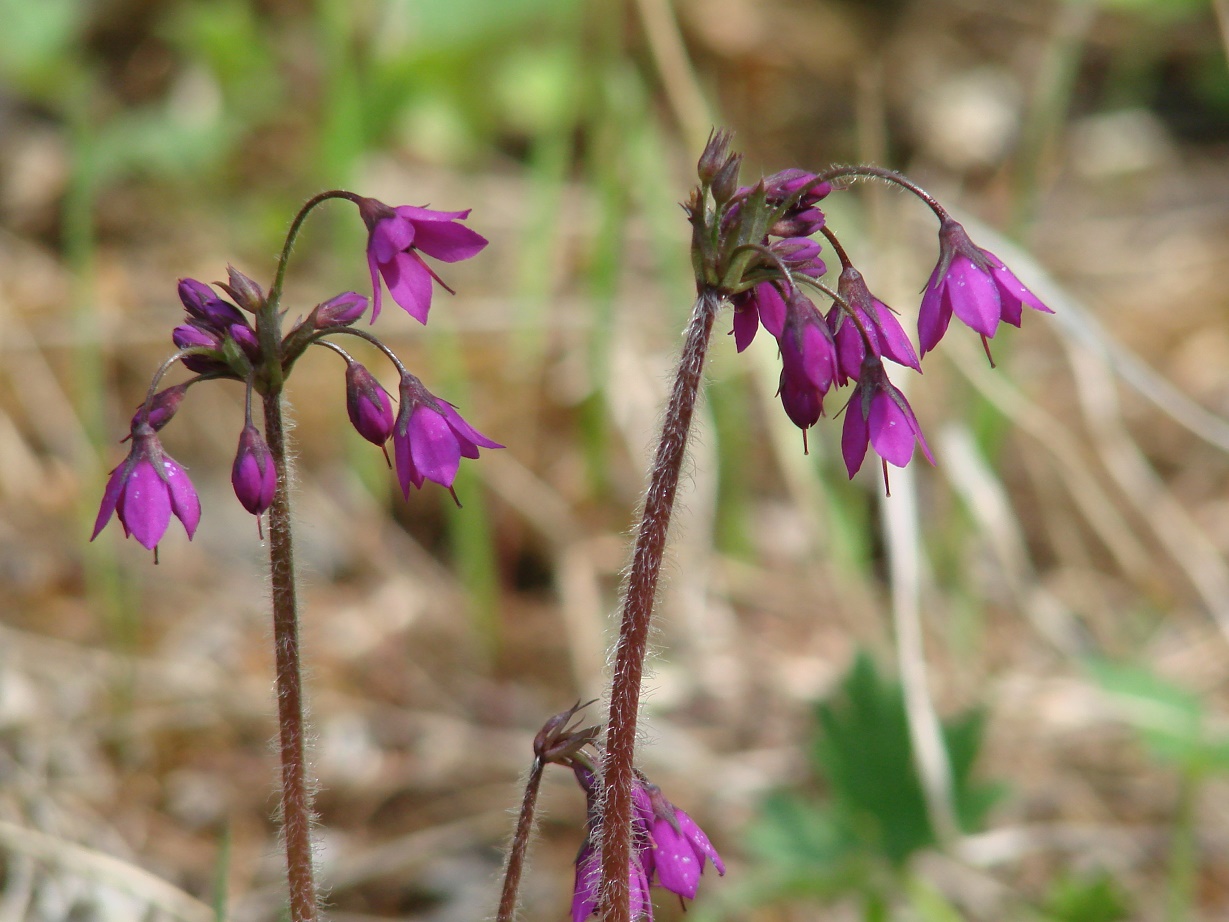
0, 820, 214, 922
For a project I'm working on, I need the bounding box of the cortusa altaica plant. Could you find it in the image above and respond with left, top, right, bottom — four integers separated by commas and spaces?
92, 132, 1051, 922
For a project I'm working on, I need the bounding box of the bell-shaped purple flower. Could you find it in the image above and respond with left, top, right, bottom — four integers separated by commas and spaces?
357, 197, 489, 323
637, 782, 726, 901
830, 266, 920, 384
92, 420, 201, 550
841, 358, 934, 478
345, 363, 395, 446
775, 292, 838, 439
231, 423, 277, 515
392, 374, 502, 497
918, 217, 1053, 357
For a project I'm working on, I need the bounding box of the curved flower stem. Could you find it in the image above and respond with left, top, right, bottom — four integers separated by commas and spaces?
495, 757, 544, 922
262, 388, 318, 922
599, 289, 721, 922
267, 190, 365, 316
814, 164, 948, 222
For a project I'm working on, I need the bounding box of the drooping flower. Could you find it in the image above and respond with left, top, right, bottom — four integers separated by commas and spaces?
92, 419, 201, 550
636, 781, 726, 901
841, 358, 934, 479
918, 217, 1053, 357
345, 363, 395, 447
128, 383, 190, 435
775, 292, 838, 440
392, 374, 502, 498
829, 265, 920, 384
356, 198, 489, 323
231, 422, 277, 516
569, 764, 725, 921
731, 281, 787, 353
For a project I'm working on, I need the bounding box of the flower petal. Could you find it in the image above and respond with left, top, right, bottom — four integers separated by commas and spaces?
410, 218, 489, 263
409, 407, 462, 487
370, 216, 415, 264
163, 458, 201, 538
120, 460, 172, 550
651, 817, 703, 899
945, 256, 1001, 339
91, 462, 128, 540
868, 390, 916, 468
917, 264, 952, 357
841, 389, 871, 478
381, 251, 435, 323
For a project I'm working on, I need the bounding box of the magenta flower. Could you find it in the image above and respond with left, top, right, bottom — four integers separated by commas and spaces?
775, 292, 838, 439
572, 843, 653, 922
569, 765, 724, 921
345, 363, 395, 447
357, 198, 488, 323
830, 266, 920, 384
918, 217, 1053, 357
392, 374, 502, 498
731, 282, 787, 353
841, 359, 934, 479
232, 423, 277, 516
92, 420, 201, 550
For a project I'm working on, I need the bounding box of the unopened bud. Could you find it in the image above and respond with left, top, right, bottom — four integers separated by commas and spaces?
220, 265, 265, 313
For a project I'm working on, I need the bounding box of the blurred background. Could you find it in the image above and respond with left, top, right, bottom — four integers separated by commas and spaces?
2, 0, 1229, 919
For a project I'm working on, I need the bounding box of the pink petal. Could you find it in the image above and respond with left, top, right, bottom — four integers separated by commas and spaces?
871, 301, 921, 371
756, 284, 787, 338
841, 390, 870, 478
163, 459, 201, 538
441, 404, 503, 452
410, 219, 488, 263
370, 216, 415, 264
367, 250, 384, 322
651, 818, 703, 899
92, 462, 128, 540
732, 301, 759, 352
381, 251, 435, 323
409, 407, 462, 487
945, 257, 1001, 338
120, 460, 172, 550
394, 204, 471, 223
868, 391, 916, 468
917, 264, 952, 356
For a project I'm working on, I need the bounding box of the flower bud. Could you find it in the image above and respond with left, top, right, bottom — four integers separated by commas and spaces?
345, 363, 394, 446
711, 152, 743, 205
311, 291, 369, 330
130, 383, 189, 434
220, 265, 265, 313
232, 423, 277, 515
697, 129, 733, 185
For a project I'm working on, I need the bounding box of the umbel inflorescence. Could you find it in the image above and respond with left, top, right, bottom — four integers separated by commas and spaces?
689, 130, 1052, 489
92, 194, 501, 553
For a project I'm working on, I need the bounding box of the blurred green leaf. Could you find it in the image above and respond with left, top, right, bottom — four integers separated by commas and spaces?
814, 652, 1002, 866
0, 0, 84, 96
1087, 659, 1229, 773
1042, 870, 1131, 922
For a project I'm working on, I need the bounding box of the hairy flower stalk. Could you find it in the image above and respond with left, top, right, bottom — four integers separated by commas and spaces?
262, 388, 317, 922
599, 289, 720, 922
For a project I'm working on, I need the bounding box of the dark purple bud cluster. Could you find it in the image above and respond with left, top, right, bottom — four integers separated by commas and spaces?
94, 194, 501, 553
688, 131, 1053, 488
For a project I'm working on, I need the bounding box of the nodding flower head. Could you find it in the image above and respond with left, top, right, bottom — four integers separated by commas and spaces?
918, 216, 1053, 358
356, 197, 489, 323
569, 765, 725, 921
92, 420, 201, 551
392, 374, 502, 499
841, 357, 934, 480
231, 423, 277, 516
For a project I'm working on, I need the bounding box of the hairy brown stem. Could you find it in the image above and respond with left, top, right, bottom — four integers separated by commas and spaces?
599, 290, 721, 922
496, 758, 545, 922
263, 389, 318, 922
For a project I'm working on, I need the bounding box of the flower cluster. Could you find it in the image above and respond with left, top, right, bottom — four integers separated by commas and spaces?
688, 131, 1052, 488
570, 766, 725, 922
93, 196, 499, 553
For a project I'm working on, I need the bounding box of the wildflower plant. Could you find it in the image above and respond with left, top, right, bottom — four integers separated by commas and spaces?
91, 190, 499, 922
485, 131, 1051, 922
